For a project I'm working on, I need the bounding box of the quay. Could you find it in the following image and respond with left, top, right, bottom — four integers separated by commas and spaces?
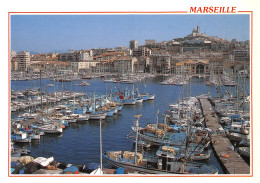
199, 97, 250, 174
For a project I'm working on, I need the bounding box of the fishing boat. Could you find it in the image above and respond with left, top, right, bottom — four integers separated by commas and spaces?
98, 108, 116, 117
39, 125, 63, 134
104, 150, 218, 174
116, 105, 123, 111
11, 133, 31, 143
156, 142, 212, 161
225, 124, 250, 135
238, 147, 250, 158
76, 114, 90, 121
227, 132, 244, 142
27, 133, 41, 140
136, 98, 144, 103
66, 113, 79, 123
136, 93, 149, 101
120, 98, 137, 105
104, 115, 217, 174
239, 135, 250, 147
132, 124, 210, 147
147, 94, 155, 100
88, 112, 107, 120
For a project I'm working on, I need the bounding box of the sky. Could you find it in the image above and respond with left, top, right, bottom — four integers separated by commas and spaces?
10, 14, 250, 53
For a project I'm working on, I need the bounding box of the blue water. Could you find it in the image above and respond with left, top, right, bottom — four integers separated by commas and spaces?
11, 76, 244, 173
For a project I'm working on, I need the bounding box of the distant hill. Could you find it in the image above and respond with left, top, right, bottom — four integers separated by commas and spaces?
48, 49, 70, 53
29, 49, 70, 55
29, 51, 40, 55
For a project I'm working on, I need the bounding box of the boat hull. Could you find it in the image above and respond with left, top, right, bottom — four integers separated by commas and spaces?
104, 152, 218, 174
89, 113, 107, 120
148, 94, 155, 100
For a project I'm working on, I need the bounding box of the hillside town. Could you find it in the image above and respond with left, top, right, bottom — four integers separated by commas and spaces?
11, 24, 249, 79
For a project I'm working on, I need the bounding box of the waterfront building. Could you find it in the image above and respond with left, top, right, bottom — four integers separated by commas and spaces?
71, 60, 100, 72
17, 51, 30, 71
29, 61, 73, 73
95, 61, 114, 73
134, 56, 150, 73
129, 40, 138, 50
55, 61, 72, 74
113, 56, 137, 73
149, 50, 171, 73
30, 61, 56, 72
175, 59, 210, 75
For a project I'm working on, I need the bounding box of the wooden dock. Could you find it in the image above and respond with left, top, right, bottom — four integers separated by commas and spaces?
199, 97, 251, 174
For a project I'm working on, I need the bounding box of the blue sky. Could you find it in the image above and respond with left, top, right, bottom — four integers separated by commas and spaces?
11, 14, 250, 53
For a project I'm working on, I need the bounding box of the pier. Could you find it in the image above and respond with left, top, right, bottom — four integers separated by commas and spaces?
199, 97, 250, 174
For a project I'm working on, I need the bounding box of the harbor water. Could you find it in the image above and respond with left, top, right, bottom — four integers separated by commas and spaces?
11, 76, 248, 173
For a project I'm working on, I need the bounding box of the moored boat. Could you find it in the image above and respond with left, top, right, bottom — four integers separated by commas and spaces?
147, 94, 155, 100
76, 114, 90, 121
238, 147, 250, 158
11, 133, 31, 143
104, 150, 218, 174
39, 125, 63, 134
88, 112, 107, 120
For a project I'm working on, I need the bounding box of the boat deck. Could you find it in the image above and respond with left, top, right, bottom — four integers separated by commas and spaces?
198, 97, 251, 175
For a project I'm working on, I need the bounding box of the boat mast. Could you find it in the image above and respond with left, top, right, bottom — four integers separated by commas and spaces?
46, 84, 48, 114
134, 115, 141, 164
40, 70, 43, 111
61, 78, 64, 104
155, 110, 159, 137
93, 92, 96, 113
99, 119, 103, 173
243, 63, 246, 105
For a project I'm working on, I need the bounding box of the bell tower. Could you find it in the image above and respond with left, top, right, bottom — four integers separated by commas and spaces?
197, 23, 200, 33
